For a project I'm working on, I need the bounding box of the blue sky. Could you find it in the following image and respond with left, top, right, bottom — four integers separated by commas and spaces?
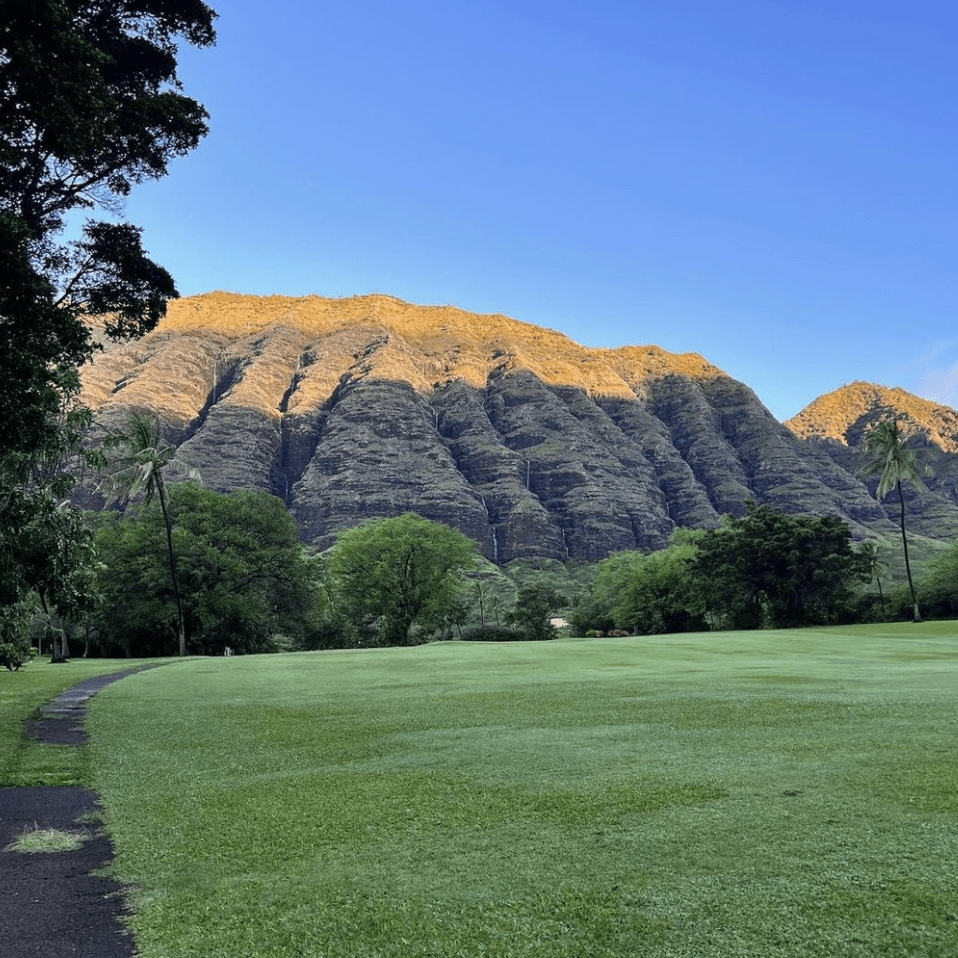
124, 0, 958, 421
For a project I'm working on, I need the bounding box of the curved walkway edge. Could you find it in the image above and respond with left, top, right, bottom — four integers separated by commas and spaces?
0, 665, 163, 958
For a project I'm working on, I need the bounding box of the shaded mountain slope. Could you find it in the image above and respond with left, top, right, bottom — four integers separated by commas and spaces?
80, 292, 919, 560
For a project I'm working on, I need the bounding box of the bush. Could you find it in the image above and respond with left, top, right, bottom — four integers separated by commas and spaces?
459, 625, 527, 642
0, 601, 33, 671
0, 639, 32, 672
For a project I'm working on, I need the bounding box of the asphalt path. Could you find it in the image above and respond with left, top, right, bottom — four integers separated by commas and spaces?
1, 666, 159, 958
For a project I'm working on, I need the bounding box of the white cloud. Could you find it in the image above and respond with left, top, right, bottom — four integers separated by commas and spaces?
892, 340, 958, 377
913, 363, 958, 410
892, 341, 958, 410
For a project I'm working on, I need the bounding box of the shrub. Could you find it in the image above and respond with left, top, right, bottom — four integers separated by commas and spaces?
0, 602, 33, 671
459, 625, 526, 642
0, 639, 32, 672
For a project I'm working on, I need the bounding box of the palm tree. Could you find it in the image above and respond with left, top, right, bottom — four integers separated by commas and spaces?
859, 416, 932, 622
106, 413, 199, 656
858, 539, 888, 620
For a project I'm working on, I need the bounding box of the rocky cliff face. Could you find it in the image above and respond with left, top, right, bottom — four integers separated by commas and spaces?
79, 293, 947, 560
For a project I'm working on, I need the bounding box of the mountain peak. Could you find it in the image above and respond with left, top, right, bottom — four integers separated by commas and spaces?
786, 381, 958, 452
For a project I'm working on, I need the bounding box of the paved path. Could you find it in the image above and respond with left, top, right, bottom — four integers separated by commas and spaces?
1, 666, 161, 958
25, 668, 151, 746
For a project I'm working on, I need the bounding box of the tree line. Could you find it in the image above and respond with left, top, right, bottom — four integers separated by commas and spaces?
4, 453, 955, 671
1, 467, 569, 666
569, 507, 872, 636
1, 0, 218, 664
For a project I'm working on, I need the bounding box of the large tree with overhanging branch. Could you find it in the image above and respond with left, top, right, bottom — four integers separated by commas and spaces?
0, 0, 216, 635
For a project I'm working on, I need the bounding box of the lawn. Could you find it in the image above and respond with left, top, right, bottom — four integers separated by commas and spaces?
72, 626, 958, 956
0, 658, 150, 787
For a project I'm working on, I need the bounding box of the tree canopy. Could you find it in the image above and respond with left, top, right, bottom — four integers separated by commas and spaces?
94, 485, 315, 656
507, 583, 565, 641
572, 507, 871, 635
692, 505, 870, 629
0, 0, 216, 643
1, 0, 216, 459
612, 538, 707, 635
326, 513, 479, 646
105, 413, 200, 655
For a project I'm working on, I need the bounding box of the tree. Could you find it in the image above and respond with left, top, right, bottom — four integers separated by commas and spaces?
0, 601, 33, 671
1, 0, 216, 457
19, 495, 99, 661
327, 513, 479, 646
693, 505, 869, 629
463, 563, 517, 628
105, 413, 199, 656
857, 539, 889, 620
0, 0, 215, 629
0, 421, 101, 660
507, 583, 564, 641
612, 540, 707, 635
569, 550, 644, 635
910, 538, 958, 621
94, 486, 316, 655
859, 417, 933, 622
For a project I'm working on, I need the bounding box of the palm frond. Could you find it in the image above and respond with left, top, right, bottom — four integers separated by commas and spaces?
101, 412, 201, 506
858, 416, 932, 499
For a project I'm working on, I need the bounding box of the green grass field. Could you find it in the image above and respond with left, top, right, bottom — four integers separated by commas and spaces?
0, 658, 144, 786
6, 626, 958, 956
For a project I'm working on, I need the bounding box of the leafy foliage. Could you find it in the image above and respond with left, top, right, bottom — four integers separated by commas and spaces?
693, 505, 870, 629
571, 509, 871, 634
104, 413, 200, 655
458, 624, 527, 642
611, 540, 707, 635
462, 563, 518, 628
0, 0, 215, 633
93, 486, 315, 655
0, 601, 33, 671
327, 513, 479, 646
0, 0, 216, 460
0, 469, 100, 661
570, 533, 708, 637
507, 583, 564, 641
916, 538, 958, 619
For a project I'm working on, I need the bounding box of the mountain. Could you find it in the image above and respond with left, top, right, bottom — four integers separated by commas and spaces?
785, 382, 958, 542
786, 381, 958, 451
77, 292, 956, 561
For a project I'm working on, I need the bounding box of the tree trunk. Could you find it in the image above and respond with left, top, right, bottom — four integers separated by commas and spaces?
897, 480, 921, 622
157, 475, 187, 656
40, 591, 69, 662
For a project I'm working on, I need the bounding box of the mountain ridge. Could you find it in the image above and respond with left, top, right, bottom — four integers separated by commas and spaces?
78, 292, 958, 561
